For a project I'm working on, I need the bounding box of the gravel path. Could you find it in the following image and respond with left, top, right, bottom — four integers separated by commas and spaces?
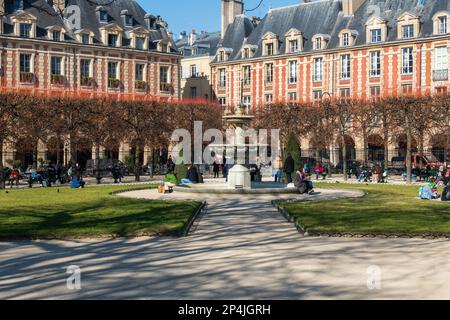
1, 188, 449, 299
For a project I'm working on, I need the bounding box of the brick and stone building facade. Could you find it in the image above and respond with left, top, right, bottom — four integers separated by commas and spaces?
211, 0, 450, 164
0, 0, 181, 167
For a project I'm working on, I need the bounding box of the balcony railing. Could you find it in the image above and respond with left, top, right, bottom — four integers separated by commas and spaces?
108, 78, 121, 89
135, 80, 147, 91
160, 82, 172, 92
433, 69, 449, 81
20, 72, 35, 83
51, 74, 65, 85
80, 76, 95, 87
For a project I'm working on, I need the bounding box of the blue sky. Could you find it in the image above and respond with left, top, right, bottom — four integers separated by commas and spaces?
138, 0, 301, 38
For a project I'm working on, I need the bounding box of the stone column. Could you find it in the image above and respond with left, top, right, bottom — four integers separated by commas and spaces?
143, 146, 152, 165
119, 142, 130, 163
37, 139, 47, 164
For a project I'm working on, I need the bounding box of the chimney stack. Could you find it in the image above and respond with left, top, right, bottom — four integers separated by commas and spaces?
342, 0, 364, 16
221, 0, 244, 38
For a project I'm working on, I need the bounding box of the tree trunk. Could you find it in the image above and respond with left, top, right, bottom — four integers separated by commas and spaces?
342, 135, 348, 182
383, 123, 389, 171
135, 143, 141, 182
0, 140, 5, 190
362, 129, 368, 164
95, 143, 101, 184
418, 130, 424, 168
56, 136, 61, 165
150, 148, 155, 178
406, 127, 412, 184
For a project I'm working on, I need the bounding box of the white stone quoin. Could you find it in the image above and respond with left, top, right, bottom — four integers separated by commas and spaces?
227, 164, 251, 189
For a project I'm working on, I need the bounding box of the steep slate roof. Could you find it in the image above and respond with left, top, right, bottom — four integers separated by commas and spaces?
215, 0, 450, 62
176, 31, 221, 56
2, 0, 176, 51
217, 14, 255, 60
3, 0, 65, 38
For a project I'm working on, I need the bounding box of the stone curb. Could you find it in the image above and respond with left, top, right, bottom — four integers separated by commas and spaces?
179, 201, 207, 237
272, 200, 308, 237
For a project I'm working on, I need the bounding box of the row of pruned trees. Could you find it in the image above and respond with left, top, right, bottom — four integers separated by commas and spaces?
253, 94, 450, 183
0, 92, 223, 188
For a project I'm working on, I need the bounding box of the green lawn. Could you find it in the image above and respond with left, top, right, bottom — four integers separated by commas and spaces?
280, 183, 450, 236
0, 185, 200, 239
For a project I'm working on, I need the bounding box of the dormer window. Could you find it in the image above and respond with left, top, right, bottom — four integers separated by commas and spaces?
82, 33, 90, 44
343, 33, 350, 46
371, 29, 382, 43
20, 23, 31, 38
402, 25, 414, 39
121, 10, 133, 27
284, 28, 303, 54
217, 48, 232, 62
262, 32, 279, 56
241, 45, 257, 59
439, 16, 447, 34
397, 12, 420, 40
366, 16, 387, 44
314, 38, 321, 50
433, 12, 450, 35
108, 34, 118, 47
136, 37, 145, 50
243, 48, 250, 59
266, 43, 274, 56
289, 40, 298, 53
312, 34, 330, 50
100, 24, 123, 47
125, 15, 133, 26
98, 9, 108, 22
52, 30, 61, 41
13, 0, 23, 11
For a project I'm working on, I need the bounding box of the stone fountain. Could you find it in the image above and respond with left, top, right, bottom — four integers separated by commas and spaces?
222, 105, 254, 189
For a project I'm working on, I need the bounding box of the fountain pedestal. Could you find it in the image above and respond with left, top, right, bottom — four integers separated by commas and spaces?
227, 164, 251, 189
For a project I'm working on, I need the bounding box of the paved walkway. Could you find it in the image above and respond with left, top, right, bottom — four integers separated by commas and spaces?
1, 188, 450, 300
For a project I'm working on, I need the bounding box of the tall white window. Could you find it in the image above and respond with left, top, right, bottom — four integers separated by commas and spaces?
242, 96, 251, 111
20, 53, 31, 73
314, 38, 322, 50
288, 60, 297, 84
402, 25, 414, 39
190, 64, 197, 77
370, 51, 381, 77
313, 57, 323, 82
265, 63, 273, 84
435, 46, 448, 70
342, 33, 350, 46
341, 54, 351, 79
218, 68, 226, 87
402, 47, 414, 74
243, 66, 251, 86
108, 62, 118, 79
439, 16, 448, 34
371, 29, 382, 43
289, 40, 298, 53
266, 43, 274, 56
135, 64, 145, 81
51, 56, 62, 75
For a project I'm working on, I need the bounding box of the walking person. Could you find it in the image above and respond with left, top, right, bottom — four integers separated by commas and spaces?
9, 167, 20, 188
213, 160, 220, 179
283, 153, 295, 184
273, 155, 282, 183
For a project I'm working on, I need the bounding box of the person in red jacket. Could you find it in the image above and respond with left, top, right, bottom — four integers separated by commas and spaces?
9, 167, 20, 188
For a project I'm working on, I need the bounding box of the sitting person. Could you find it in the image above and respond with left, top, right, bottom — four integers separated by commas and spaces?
419, 181, 439, 200
181, 165, 199, 184
163, 172, 177, 193
294, 168, 314, 195
70, 176, 86, 189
